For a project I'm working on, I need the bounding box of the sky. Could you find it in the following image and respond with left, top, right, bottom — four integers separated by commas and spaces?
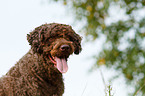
0, 0, 131, 96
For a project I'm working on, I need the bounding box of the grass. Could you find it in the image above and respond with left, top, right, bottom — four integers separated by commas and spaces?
133, 83, 145, 96
99, 68, 114, 96
82, 68, 145, 96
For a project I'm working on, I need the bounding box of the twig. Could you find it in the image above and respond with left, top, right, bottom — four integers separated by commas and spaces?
99, 68, 107, 96
81, 81, 88, 96
99, 68, 106, 86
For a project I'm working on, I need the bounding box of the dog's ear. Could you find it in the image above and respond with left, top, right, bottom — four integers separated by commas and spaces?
66, 26, 82, 55
27, 30, 44, 53
73, 34, 82, 55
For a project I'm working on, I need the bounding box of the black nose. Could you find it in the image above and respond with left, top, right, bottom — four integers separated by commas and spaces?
60, 45, 70, 51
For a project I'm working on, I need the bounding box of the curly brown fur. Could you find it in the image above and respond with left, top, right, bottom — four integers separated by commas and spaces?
0, 23, 82, 96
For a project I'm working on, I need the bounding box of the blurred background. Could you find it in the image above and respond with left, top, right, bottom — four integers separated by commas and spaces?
0, 0, 145, 96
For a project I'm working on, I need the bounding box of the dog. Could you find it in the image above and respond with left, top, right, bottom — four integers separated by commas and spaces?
0, 23, 82, 96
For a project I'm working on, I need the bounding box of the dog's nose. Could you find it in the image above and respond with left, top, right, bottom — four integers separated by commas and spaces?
60, 45, 70, 51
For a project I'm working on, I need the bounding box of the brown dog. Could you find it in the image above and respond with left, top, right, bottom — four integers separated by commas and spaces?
0, 23, 82, 96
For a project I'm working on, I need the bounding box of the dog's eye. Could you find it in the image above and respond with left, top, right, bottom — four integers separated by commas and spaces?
59, 35, 63, 38
68, 36, 74, 42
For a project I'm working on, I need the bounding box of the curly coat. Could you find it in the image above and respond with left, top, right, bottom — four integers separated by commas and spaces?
0, 23, 82, 96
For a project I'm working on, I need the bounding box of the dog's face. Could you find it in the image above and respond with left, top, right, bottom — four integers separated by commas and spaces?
27, 23, 82, 73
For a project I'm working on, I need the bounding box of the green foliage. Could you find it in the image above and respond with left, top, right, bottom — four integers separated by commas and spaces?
106, 84, 114, 96
50, 0, 145, 95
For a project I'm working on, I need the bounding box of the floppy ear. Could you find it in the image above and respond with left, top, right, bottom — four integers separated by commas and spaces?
27, 31, 41, 53
27, 27, 45, 54
73, 34, 82, 55
66, 26, 82, 55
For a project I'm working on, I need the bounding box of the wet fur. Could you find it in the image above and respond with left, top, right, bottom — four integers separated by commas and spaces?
0, 23, 82, 96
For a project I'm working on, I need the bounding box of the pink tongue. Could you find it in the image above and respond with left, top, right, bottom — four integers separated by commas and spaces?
54, 57, 68, 73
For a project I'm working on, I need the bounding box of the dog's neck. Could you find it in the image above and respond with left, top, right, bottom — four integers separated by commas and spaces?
28, 49, 62, 81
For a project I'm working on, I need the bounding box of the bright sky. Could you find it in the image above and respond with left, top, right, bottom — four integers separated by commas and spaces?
0, 0, 131, 96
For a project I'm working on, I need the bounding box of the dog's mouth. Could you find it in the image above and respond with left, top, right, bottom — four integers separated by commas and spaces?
49, 55, 68, 73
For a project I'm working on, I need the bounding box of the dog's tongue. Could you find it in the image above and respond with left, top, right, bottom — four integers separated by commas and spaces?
54, 57, 68, 73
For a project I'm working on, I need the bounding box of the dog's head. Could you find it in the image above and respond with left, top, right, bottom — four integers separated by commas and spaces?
27, 23, 82, 73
